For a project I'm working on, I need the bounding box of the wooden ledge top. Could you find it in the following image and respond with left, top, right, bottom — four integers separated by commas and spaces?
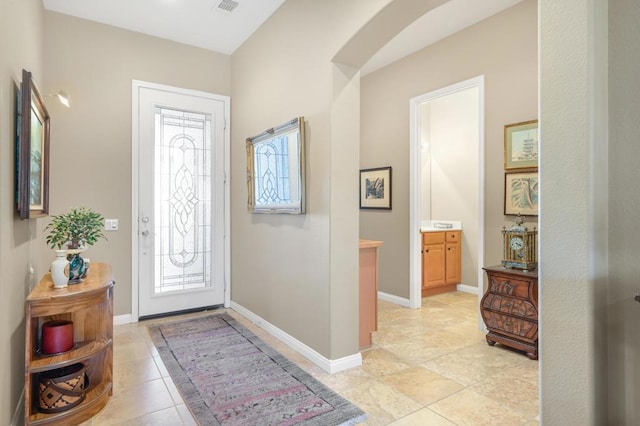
27, 262, 114, 302
360, 239, 383, 249
483, 264, 538, 278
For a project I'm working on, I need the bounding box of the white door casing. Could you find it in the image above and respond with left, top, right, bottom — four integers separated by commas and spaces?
132, 80, 230, 319
409, 76, 485, 317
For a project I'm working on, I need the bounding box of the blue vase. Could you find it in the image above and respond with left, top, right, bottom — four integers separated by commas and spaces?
67, 251, 87, 284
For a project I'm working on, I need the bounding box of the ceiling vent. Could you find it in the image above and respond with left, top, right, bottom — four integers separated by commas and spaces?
218, 0, 239, 12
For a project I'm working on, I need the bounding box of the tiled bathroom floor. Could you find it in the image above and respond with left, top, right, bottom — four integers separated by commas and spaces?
83, 291, 539, 425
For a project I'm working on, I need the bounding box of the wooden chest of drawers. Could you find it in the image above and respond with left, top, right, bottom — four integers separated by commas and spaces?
481, 265, 538, 360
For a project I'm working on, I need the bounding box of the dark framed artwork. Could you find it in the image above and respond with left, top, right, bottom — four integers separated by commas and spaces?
504, 170, 538, 216
17, 69, 50, 219
360, 166, 392, 210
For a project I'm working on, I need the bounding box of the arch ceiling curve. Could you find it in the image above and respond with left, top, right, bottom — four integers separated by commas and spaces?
332, 0, 449, 69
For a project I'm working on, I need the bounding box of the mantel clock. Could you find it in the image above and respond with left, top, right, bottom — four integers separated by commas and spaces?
502, 214, 537, 271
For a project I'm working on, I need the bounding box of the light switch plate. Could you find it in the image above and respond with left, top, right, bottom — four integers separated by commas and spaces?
105, 219, 119, 231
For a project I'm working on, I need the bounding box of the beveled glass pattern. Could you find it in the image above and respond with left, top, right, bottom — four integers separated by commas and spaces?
246, 117, 305, 214
154, 108, 212, 293
254, 136, 290, 205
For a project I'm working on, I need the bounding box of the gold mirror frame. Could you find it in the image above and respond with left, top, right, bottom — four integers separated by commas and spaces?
246, 117, 305, 214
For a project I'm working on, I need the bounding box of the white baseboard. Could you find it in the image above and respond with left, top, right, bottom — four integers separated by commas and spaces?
114, 314, 134, 325
11, 389, 24, 426
377, 291, 411, 308
230, 301, 362, 374
456, 284, 479, 295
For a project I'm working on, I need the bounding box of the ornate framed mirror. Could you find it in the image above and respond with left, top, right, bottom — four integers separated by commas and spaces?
246, 117, 305, 214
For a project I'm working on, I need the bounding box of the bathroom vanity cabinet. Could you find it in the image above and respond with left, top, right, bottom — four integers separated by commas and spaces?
421, 230, 461, 296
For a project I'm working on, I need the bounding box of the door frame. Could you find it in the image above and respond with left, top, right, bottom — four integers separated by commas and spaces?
131, 80, 231, 322
409, 75, 485, 314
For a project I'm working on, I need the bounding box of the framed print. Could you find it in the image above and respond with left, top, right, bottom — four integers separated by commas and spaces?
17, 69, 50, 219
360, 166, 392, 210
504, 171, 538, 216
504, 120, 538, 170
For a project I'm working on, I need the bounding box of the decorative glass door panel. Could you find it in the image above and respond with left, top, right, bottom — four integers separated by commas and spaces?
155, 108, 211, 294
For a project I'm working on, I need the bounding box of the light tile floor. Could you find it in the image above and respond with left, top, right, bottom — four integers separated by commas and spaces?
84, 291, 539, 425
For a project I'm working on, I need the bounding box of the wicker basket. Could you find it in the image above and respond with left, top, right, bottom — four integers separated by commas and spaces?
37, 363, 88, 413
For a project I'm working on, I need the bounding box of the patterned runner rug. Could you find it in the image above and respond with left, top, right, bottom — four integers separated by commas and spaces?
148, 313, 366, 425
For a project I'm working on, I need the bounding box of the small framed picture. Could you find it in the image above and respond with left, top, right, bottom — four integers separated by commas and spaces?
360, 167, 392, 210
504, 120, 538, 170
504, 170, 538, 216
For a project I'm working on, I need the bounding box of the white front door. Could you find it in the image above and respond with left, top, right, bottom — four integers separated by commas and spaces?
133, 81, 229, 319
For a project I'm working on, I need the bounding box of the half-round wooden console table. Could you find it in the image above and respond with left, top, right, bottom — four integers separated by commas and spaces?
24, 263, 114, 425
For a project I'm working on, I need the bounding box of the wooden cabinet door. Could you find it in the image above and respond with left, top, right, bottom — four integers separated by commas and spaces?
422, 243, 445, 288
445, 242, 461, 284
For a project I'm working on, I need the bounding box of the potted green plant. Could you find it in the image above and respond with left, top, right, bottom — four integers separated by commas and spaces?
45, 207, 107, 284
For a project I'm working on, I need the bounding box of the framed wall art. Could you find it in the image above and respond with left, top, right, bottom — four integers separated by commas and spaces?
360, 166, 392, 210
17, 69, 50, 219
504, 120, 538, 170
504, 170, 538, 216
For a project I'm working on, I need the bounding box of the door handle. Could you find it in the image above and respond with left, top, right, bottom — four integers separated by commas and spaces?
635, 294, 640, 303
140, 216, 150, 237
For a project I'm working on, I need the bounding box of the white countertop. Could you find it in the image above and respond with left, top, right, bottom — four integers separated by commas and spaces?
420, 220, 462, 232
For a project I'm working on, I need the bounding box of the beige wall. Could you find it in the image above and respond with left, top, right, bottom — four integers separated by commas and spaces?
360, 0, 538, 298
0, 0, 44, 422
43, 11, 231, 316
230, 0, 391, 360
607, 0, 639, 423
